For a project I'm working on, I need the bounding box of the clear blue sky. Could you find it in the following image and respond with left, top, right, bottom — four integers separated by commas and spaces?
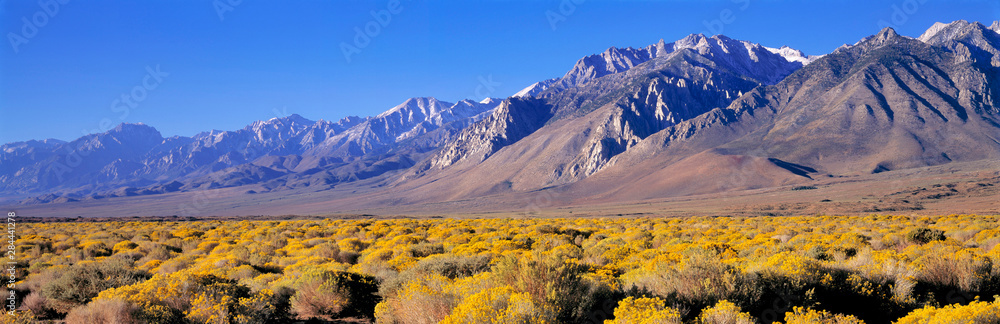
1, 0, 998, 143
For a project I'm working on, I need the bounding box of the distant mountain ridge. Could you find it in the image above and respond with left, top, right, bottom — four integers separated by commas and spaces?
5, 20, 1000, 216
548, 34, 814, 91
1, 97, 501, 201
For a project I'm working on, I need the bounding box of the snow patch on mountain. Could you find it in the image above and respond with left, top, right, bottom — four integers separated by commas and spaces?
376, 97, 452, 121
919, 22, 951, 42
559, 33, 810, 87
513, 79, 559, 98
764, 46, 821, 65
917, 20, 995, 43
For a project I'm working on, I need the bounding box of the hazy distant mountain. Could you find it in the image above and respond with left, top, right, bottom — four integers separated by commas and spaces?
1, 123, 164, 195
2, 96, 500, 202
305, 97, 501, 157
6, 20, 1000, 213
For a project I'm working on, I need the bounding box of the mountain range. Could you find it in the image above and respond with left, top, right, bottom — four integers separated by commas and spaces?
4, 20, 1000, 217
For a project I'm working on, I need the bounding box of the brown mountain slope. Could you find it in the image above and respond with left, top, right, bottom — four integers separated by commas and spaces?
577, 26, 1000, 201
399, 35, 802, 201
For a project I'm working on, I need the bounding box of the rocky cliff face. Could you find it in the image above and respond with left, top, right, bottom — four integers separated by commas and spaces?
429, 97, 553, 169
533, 34, 808, 181
398, 21, 1000, 204
412, 34, 813, 192
553, 34, 809, 91
594, 24, 1000, 196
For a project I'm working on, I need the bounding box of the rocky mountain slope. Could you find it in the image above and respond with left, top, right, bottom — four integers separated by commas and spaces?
574, 21, 1000, 200
4, 20, 1000, 215
406, 33, 818, 197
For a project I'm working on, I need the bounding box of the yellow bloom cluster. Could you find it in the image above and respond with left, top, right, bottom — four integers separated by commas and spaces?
895, 297, 1000, 323
605, 296, 682, 324
9, 214, 1000, 323
782, 306, 865, 324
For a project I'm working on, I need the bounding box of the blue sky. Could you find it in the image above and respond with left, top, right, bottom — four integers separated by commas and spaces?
1, 0, 998, 143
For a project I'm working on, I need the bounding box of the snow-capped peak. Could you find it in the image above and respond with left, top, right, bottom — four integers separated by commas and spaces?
916, 20, 994, 44
376, 97, 452, 120
246, 114, 313, 134
479, 97, 501, 104
559, 33, 811, 88
919, 22, 952, 42
513, 79, 559, 98
673, 33, 711, 50
764, 45, 820, 65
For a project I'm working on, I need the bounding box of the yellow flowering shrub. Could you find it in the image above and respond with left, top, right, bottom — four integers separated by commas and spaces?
442, 286, 553, 324
782, 307, 865, 324
14, 215, 1000, 323
895, 298, 1000, 324
375, 273, 458, 324
605, 296, 682, 324
92, 270, 276, 323
697, 300, 756, 324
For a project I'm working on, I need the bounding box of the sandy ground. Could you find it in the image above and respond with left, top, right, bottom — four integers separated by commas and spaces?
6, 159, 999, 219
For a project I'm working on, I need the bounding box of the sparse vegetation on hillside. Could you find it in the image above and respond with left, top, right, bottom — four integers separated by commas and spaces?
6, 215, 1000, 323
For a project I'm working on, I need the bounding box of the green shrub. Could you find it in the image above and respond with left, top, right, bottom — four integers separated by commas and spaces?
906, 228, 946, 244
379, 254, 492, 298
41, 258, 150, 306
624, 250, 762, 314
64, 299, 142, 324
492, 251, 601, 322
290, 270, 380, 321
